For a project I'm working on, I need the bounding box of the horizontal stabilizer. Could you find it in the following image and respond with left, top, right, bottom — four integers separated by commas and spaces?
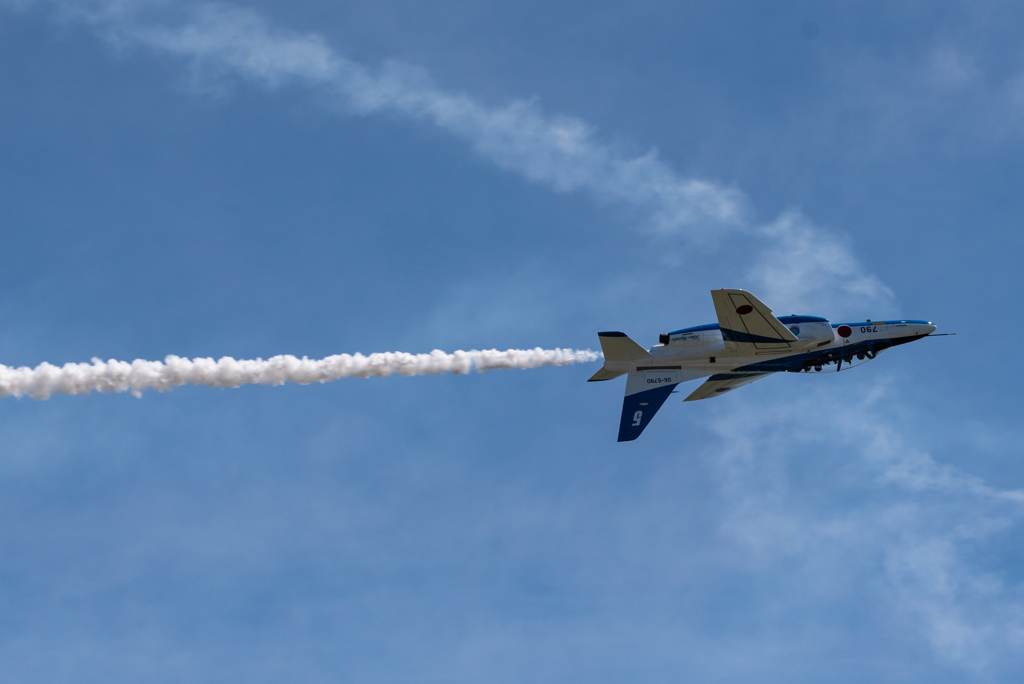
683, 372, 772, 402
588, 367, 626, 382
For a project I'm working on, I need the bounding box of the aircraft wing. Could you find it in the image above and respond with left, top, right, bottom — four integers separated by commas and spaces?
683, 372, 773, 402
711, 289, 798, 352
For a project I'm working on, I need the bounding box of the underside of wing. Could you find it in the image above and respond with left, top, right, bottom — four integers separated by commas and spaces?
683, 372, 774, 402
710, 289, 797, 352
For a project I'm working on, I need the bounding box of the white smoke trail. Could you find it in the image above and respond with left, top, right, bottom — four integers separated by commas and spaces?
0, 348, 601, 400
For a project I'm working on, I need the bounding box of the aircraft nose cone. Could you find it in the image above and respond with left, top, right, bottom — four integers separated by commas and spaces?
925, 323, 937, 334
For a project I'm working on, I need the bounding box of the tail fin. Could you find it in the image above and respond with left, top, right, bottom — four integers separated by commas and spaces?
587, 332, 650, 382
617, 371, 678, 441
596, 331, 651, 362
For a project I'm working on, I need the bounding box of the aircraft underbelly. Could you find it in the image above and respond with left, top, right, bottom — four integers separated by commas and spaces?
639, 348, 799, 374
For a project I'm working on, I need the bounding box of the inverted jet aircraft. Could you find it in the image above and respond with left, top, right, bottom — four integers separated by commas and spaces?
589, 288, 937, 442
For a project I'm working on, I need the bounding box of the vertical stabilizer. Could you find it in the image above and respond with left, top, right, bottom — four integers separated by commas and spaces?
617, 371, 679, 441
588, 332, 650, 382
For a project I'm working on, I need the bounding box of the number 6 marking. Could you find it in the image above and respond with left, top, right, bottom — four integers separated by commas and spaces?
632, 410, 643, 426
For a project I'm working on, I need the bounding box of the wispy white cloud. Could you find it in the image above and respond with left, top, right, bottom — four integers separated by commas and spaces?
705, 383, 1024, 672
7, 0, 894, 316
59, 1, 747, 240
926, 47, 980, 91
802, 36, 1024, 158
0, 6, 1018, 679
746, 211, 896, 317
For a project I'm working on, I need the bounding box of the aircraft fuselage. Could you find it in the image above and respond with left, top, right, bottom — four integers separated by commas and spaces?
591, 288, 939, 441
631, 317, 937, 376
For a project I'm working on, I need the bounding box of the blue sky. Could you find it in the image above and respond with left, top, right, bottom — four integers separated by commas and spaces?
0, 1, 1021, 681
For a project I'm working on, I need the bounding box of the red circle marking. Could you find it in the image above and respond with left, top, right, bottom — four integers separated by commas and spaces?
837, 325, 852, 338
735, 305, 754, 315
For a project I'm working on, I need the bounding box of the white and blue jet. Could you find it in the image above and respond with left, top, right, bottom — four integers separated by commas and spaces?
590, 288, 938, 442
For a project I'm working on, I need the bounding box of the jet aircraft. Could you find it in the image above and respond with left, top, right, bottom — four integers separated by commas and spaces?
590, 288, 938, 441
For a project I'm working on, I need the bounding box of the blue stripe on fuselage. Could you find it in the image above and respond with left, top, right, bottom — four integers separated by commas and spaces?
720, 328, 791, 345
777, 315, 829, 324
670, 315, 828, 336
730, 335, 925, 373
668, 323, 720, 335
831, 320, 931, 327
